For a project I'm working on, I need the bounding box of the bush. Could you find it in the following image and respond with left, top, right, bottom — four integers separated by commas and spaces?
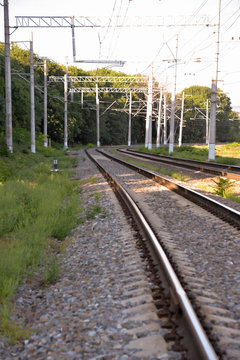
212, 177, 234, 197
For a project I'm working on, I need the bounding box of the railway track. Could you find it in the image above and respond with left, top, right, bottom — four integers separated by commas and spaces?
86, 147, 240, 360
117, 148, 240, 181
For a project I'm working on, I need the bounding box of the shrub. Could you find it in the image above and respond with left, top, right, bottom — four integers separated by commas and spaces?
212, 177, 234, 197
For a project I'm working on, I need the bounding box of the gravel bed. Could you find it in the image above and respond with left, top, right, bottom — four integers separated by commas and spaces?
111, 149, 240, 212
0, 150, 182, 360
91, 149, 240, 359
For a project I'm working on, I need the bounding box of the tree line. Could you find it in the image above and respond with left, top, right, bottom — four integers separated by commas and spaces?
0, 43, 239, 149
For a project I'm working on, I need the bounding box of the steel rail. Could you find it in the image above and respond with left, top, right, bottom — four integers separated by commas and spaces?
97, 149, 240, 229
86, 148, 218, 360
117, 148, 240, 180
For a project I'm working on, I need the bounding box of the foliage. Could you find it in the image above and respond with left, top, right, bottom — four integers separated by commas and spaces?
0, 149, 80, 304
175, 85, 240, 144
212, 177, 234, 197
123, 156, 188, 181
137, 143, 240, 165
43, 255, 60, 285
0, 304, 31, 344
0, 44, 145, 147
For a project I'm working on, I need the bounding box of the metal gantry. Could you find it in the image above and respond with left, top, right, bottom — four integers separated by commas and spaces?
69, 87, 148, 93
49, 75, 151, 147
48, 76, 148, 84
11, 13, 218, 150
15, 15, 212, 28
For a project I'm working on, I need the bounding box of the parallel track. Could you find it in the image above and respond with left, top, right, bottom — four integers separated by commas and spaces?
97, 148, 240, 229
118, 148, 240, 180
86, 148, 219, 360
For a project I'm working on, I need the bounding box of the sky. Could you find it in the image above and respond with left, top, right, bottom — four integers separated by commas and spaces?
1, 0, 240, 108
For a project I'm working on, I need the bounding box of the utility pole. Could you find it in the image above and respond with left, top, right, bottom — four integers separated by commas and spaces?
169, 34, 178, 153
30, 32, 35, 153
209, 80, 217, 159
43, 59, 48, 147
96, 83, 100, 147
145, 64, 153, 149
208, 0, 221, 160
163, 93, 167, 145
81, 90, 84, 109
156, 88, 162, 148
70, 78, 74, 102
4, 0, 13, 152
128, 91, 132, 146
178, 91, 184, 147
64, 58, 68, 149
206, 99, 209, 145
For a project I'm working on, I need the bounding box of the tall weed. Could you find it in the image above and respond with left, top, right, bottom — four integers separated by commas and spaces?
0, 156, 80, 302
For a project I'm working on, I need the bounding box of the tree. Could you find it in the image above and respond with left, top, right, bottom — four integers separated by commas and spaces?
176, 85, 239, 144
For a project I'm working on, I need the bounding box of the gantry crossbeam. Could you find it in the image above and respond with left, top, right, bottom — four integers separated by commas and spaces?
69, 87, 149, 93
48, 76, 148, 83
15, 15, 212, 28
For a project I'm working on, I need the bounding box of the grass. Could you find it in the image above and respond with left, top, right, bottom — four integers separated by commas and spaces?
137, 142, 240, 165
43, 255, 60, 286
122, 157, 188, 182
197, 177, 240, 203
86, 192, 107, 219
212, 177, 234, 197
104, 147, 116, 153
0, 142, 82, 342
0, 304, 32, 344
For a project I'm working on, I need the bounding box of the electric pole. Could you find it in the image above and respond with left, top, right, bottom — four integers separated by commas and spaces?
44, 59, 48, 147
30, 32, 36, 153
145, 64, 153, 149
156, 88, 163, 148
209, 80, 217, 159
206, 99, 209, 145
96, 83, 100, 147
169, 34, 178, 153
163, 93, 167, 145
128, 91, 132, 146
64, 58, 68, 149
178, 91, 184, 147
208, 0, 221, 160
4, 0, 13, 152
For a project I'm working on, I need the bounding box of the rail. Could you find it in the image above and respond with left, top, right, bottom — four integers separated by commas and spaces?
118, 148, 240, 180
86, 148, 218, 360
98, 149, 240, 229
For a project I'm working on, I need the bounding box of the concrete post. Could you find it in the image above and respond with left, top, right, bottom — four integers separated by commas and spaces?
178, 91, 184, 147
163, 94, 167, 145
44, 59, 48, 147
96, 83, 100, 147
206, 99, 209, 145
128, 91, 132, 146
208, 80, 217, 160
64, 59, 68, 149
156, 88, 162, 148
4, 0, 13, 152
30, 32, 36, 153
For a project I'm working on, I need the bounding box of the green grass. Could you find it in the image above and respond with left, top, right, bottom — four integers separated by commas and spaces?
43, 255, 60, 285
0, 144, 82, 342
197, 178, 240, 203
137, 143, 240, 165
86, 192, 107, 219
122, 157, 188, 182
104, 147, 116, 153
0, 304, 32, 344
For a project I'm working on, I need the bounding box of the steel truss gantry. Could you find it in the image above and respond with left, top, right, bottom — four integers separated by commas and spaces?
15, 15, 212, 28
69, 87, 148, 93
14, 15, 214, 65
48, 76, 148, 84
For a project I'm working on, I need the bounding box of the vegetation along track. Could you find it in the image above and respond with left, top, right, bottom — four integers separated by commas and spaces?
86, 147, 240, 360
117, 148, 240, 181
